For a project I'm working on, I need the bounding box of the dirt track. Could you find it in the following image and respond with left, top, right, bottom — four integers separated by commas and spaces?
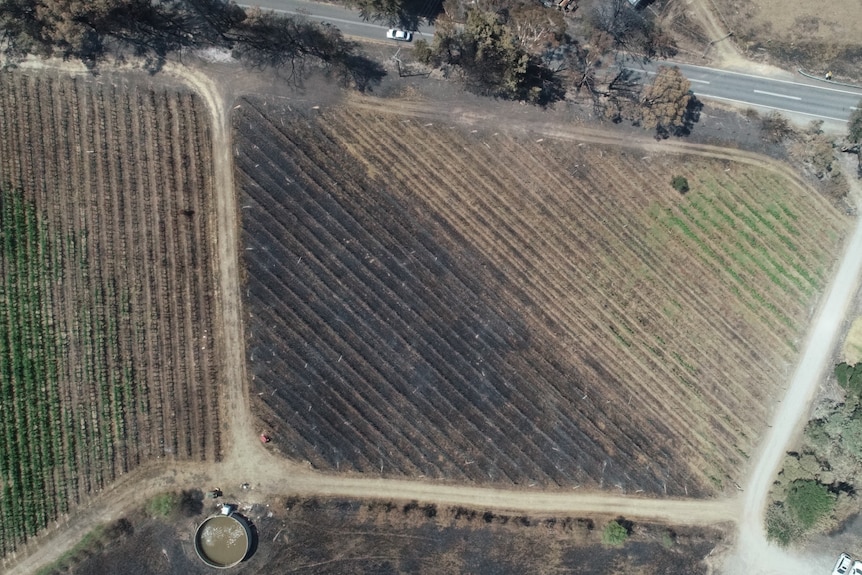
3, 59, 861, 575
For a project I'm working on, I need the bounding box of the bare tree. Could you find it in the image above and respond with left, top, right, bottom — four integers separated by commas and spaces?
508, 3, 565, 54
588, 0, 674, 58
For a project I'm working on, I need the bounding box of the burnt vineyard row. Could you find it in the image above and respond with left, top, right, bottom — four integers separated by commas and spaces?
328, 107, 845, 491
236, 98, 846, 496
0, 73, 220, 554
236, 100, 685, 494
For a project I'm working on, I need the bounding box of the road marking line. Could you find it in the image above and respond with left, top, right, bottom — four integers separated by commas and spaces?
753, 89, 801, 101
696, 93, 848, 122
626, 69, 709, 84
665, 61, 862, 96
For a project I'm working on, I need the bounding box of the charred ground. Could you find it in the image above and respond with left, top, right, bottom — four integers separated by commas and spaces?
236, 96, 847, 497
46, 496, 723, 575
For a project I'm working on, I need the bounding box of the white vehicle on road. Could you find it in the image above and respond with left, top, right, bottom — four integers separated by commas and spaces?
834, 553, 852, 575
851, 559, 862, 575
386, 28, 413, 41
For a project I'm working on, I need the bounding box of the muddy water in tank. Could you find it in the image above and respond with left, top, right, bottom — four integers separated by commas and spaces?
198, 516, 248, 566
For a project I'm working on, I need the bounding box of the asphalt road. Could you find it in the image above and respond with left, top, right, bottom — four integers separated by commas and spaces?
239, 0, 435, 41
238, 0, 862, 122
631, 60, 862, 125
241, 0, 862, 125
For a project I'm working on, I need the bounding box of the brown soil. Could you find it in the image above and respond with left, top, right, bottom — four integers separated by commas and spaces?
681, 0, 862, 80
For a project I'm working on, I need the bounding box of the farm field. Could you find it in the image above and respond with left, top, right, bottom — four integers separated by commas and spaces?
236, 98, 849, 497
0, 72, 220, 555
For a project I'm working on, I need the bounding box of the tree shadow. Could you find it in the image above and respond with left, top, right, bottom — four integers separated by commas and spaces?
673, 94, 703, 137
243, 514, 260, 562
335, 53, 388, 92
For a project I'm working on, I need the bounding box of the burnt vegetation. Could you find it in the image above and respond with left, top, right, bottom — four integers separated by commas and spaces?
48, 497, 724, 575
236, 99, 846, 496
410, 0, 695, 134
236, 99, 687, 493
0, 0, 384, 85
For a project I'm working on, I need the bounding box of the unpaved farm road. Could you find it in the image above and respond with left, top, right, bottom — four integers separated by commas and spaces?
720, 158, 862, 575
4, 60, 862, 575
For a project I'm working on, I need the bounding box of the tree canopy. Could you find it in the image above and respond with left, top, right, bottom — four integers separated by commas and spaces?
417, 7, 562, 104
640, 65, 693, 136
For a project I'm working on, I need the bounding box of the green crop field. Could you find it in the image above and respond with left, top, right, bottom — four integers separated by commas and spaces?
0, 72, 220, 556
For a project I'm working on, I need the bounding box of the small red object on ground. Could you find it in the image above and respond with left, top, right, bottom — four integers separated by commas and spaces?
260, 433, 271, 443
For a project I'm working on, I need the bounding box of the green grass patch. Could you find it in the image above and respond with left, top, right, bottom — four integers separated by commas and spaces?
602, 520, 629, 546
785, 479, 835, 529
147, 492, 180, 518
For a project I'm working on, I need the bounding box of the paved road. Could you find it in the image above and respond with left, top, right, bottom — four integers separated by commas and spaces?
239, 0, 435, 41
241, 0, 862, 126
630, 60, 862, 125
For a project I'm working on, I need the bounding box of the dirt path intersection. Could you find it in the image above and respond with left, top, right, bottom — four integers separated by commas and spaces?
4, 56, 862, 575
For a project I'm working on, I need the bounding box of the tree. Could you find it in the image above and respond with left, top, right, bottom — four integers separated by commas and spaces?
0, 1, 384, 85
589, 0, 648, 51
834, 361, 862, 397
424, 8, 563, 105
847, 102, 862, 177
639, 65, 692, 136
347, 0, 438, 28
508, 2, 565, 54
587, 0, 673, 57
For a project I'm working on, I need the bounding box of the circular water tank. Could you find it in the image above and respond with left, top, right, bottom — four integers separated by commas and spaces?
194, 512, 252, 568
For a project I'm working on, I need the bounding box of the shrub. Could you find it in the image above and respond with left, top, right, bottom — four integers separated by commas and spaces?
147, 492, 179, 518
661, 529, 675, 548
761, 111, 794, 143
413, 39, 433, 64
835, 362, 862, 397
765, 502, 802, 546
601, 520, 629, 546
785, 479, 834, 529
671, 175, 689, 193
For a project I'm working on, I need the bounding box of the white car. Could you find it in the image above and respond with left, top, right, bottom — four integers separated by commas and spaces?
851, 560, 862, 575
386, 29, 413, 41
834, 554, 852, 575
